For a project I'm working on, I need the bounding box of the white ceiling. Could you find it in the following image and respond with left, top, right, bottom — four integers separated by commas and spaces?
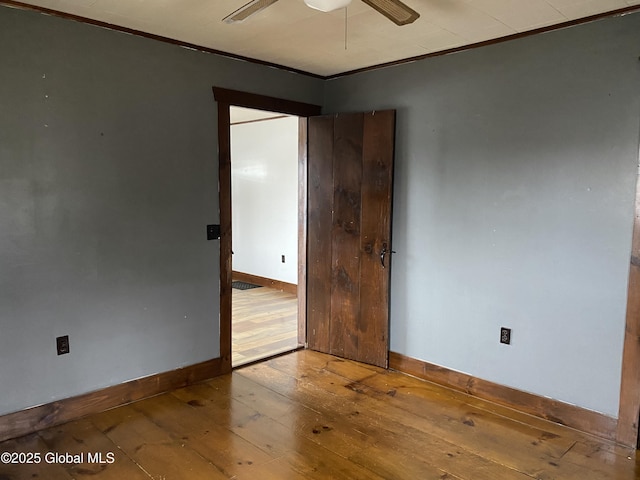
11, 0, 640, 76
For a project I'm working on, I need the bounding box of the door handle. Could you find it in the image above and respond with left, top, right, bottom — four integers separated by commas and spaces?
380, 243, 396, 268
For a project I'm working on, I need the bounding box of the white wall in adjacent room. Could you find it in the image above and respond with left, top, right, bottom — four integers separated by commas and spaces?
231, 113, 299, 285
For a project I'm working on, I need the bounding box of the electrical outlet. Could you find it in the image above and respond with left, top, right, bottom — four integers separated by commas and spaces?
500, 327, 511, 345
56, 335, 70, 355
281, 255, 285, 263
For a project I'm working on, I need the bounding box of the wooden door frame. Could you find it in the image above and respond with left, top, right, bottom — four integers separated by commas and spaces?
617, 173, 640, 447
212, 87, 321, 373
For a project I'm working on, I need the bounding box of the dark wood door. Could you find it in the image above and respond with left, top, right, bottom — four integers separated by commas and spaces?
307, 110, 395, 368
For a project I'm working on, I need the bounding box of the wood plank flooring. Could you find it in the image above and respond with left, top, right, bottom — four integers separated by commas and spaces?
1, 350, 638, 479
232, 286, 299, 367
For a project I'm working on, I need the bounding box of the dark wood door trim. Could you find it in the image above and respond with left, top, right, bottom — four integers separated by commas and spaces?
213, 88, 321, 117
216, 97, 232, 374
617, 174, 640, 447
213, 87, 321, 372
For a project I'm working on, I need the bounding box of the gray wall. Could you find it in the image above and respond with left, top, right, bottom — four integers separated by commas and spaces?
324, 13, 640, 416
0, 5, 323, 416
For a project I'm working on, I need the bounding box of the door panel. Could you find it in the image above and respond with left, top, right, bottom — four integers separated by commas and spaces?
307, 110, 395, 368
330, 113, 364, 360
358, 112, 395, 366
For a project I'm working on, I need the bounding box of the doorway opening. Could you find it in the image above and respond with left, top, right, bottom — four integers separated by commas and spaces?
213, 86, 321, 374
230, 106, 302, 367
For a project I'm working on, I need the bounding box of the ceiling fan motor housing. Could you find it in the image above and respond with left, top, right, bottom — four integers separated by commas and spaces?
304, 0, 352, 12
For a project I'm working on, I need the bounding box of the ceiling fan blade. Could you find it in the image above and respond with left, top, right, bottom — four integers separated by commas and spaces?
360, 0, 419, 26
223, 0, 280, 24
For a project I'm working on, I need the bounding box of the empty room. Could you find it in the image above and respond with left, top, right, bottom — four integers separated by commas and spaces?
1, 0, 640, 478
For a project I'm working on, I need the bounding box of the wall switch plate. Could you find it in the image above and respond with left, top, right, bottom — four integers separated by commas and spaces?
500, 327, 511, 345
206, 224, 221, 240
56, 335, 70, 355
281, 255, 285, 263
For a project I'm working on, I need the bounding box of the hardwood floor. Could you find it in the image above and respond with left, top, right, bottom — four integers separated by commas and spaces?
1, 350, 638, 479
232, 286, 299, 367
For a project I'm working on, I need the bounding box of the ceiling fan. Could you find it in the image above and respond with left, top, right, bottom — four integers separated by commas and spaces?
223, 0, 420, 26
